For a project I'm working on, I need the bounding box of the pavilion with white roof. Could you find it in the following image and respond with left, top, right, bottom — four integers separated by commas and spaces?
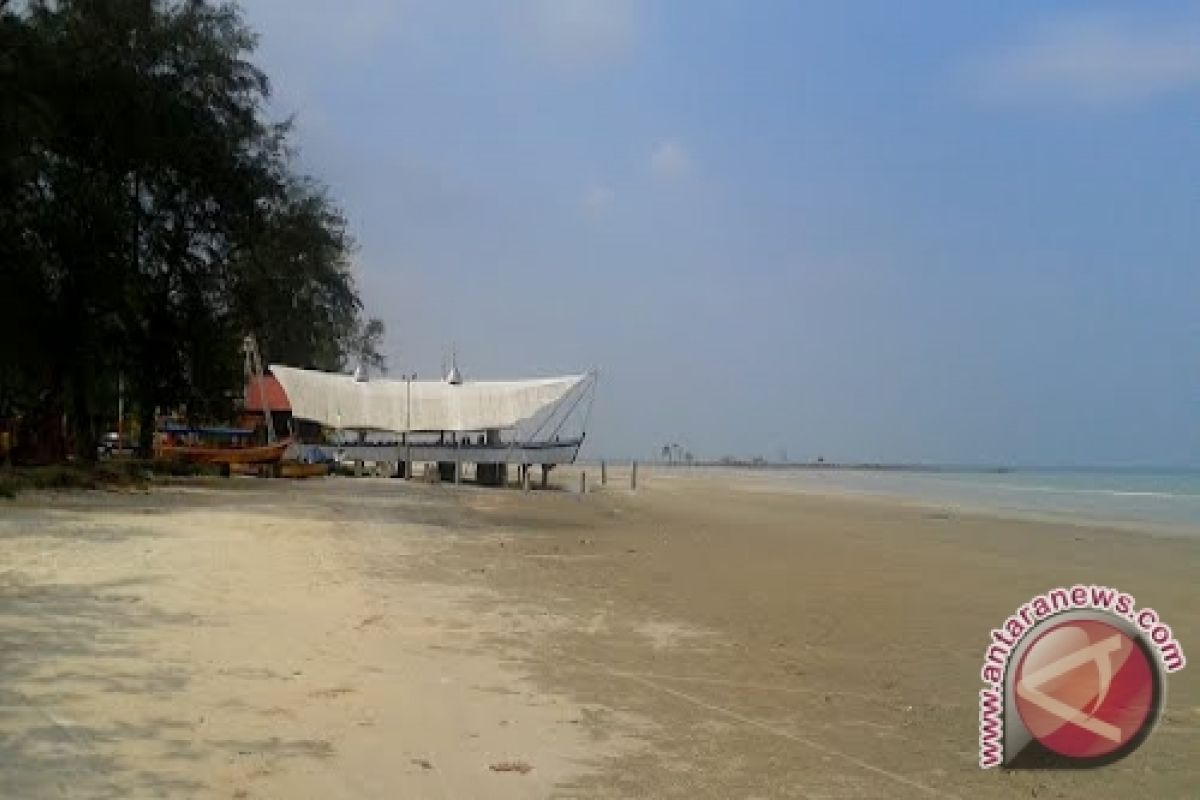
269, 362, 595, 485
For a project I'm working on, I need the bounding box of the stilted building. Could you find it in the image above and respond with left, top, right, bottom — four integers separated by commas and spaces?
269, 363, 594, 486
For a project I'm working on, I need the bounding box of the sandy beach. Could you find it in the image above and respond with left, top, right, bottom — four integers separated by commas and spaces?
1, 469, 1197, 798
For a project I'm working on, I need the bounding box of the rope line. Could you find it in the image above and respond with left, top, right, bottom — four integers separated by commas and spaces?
558, 652, 961, 799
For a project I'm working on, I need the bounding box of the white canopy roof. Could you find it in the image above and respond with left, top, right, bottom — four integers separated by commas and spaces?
270, 365, 587, 433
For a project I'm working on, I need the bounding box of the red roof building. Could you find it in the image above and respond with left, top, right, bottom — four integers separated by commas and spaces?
244, 375, 291, 413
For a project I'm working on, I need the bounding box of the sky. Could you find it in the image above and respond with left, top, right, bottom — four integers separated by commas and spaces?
239, 0, 1200, 466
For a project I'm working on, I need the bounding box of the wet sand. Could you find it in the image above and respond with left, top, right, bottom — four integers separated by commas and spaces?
1, 469, 1196, 798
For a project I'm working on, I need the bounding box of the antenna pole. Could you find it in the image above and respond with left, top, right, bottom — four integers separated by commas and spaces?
243, 335, 275, 444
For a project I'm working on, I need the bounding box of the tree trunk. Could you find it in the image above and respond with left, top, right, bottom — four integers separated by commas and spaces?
14, 397, 66, 465
69, 367, 97, 463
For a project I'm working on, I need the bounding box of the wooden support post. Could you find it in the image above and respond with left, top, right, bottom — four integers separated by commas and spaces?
601, 460, 607, 485
541, 464, 549, 489
522, 465, 530, 492
631, 460, 638, 491
354, 460, 364, 478
580, 471, 587, 497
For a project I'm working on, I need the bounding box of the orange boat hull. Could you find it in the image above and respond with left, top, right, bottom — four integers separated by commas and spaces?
228, 459, 328, 478
280, 461, 330, 478
157, 439, 291, 465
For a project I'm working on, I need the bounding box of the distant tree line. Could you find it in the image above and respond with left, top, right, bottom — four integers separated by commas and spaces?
0, 0, 384, 463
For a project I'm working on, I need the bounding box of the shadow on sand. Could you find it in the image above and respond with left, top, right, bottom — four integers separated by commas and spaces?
0, 567, 208, 798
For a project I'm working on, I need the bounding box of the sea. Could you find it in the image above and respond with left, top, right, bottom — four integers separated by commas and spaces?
710, 467, 1200, 533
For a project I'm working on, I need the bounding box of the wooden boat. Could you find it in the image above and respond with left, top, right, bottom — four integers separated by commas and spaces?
157, 438, 291, 465
155, 340, 300, 471
228, 458, 327, 478
280, 460, 330, 478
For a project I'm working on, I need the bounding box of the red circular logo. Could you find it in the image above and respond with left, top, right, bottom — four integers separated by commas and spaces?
1014, 619, 1157, 760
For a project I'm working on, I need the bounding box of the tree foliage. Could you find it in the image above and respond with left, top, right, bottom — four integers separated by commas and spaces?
0, 0, 381, 461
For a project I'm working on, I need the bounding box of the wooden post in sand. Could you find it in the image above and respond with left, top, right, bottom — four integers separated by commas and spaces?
601, 460, 607, 485
522, 464, 530, 492
631, 460, 638, 491
579, 471, 586, 497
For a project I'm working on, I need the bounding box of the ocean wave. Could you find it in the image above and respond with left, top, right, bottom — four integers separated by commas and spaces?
884, 475, 1200, 501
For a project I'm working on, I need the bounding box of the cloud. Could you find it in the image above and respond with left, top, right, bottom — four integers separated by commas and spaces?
975, 11, 1200, 108
650, 139, 691, 180
581, 184, 615, 215
516, 0, 637, 67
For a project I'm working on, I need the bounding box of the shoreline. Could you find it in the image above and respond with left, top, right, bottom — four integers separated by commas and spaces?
606, 463, 1200, 537
583, 460, 1200, 474
12, 462, 1200, 539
